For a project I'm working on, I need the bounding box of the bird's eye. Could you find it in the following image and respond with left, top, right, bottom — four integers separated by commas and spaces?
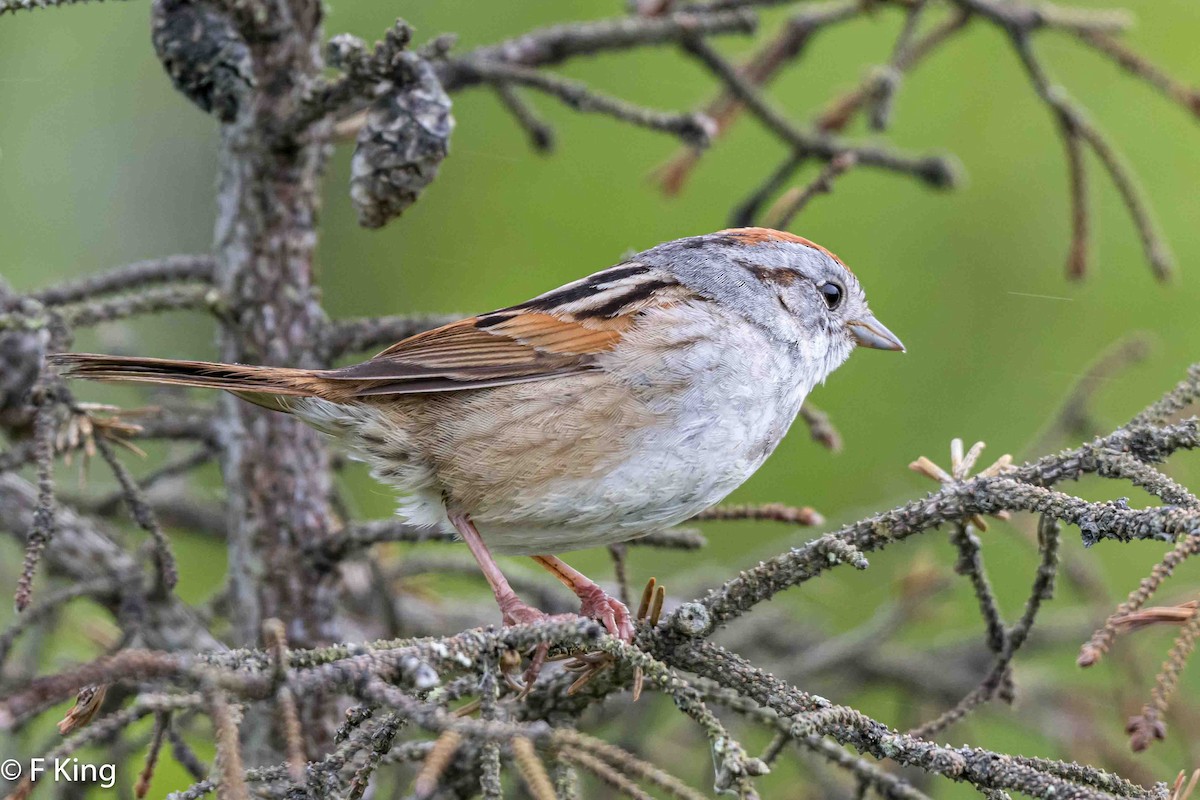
819, 282, 844, 310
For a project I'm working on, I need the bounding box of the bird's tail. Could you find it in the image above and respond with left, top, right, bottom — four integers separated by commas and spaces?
48, 353, 342, 413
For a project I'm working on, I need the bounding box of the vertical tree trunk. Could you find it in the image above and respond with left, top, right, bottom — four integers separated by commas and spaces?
207, 0, 336, 754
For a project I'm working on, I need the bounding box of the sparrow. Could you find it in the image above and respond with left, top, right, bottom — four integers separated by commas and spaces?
50, 227, 903, 648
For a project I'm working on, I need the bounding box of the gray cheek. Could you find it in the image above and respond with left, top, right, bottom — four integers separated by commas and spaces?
772, 291, 819, 340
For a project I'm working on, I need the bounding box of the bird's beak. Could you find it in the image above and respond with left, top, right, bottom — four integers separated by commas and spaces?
847, 315, 905, 352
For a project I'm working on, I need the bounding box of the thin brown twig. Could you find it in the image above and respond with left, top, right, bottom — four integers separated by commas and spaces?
798, 401, 842, 452
681, 35, 957, 188
1063, 115, 1090, 279
453, 60, 714, 146
511, 737, 557, 800
560, 747, 654, 800
1073, 30, 1200, 118
608, 543, 631, 608
763, 152, 858, 229
1009, 31, 1173, 281
493, 83, 555, 153
205, 683, 248, 800
867, 0, 929, 131
728, 153, 807, 227
814, 10, 971, 132
654, 0, 863, 195
82, 445, 216, 517
262, 620, 306, 782
1078, 534, 1200, 668
135, 711, 171, 799
1112, 601, 1200, 632
692, 502, 824, 526
552, 729, 708, 800
1127, 604, 1200, 751
413, 729, 463, 798
93, 432, 179, 595
908, 516, 1061, 739
0, 576, 109, 668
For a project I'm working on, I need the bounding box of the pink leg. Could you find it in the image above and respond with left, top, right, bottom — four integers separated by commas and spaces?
531, 555, 636, 642
449, 512, 554, 689
448, 512, 546, 627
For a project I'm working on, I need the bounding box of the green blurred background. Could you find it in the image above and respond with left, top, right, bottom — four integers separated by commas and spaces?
3, 0, 1200, 795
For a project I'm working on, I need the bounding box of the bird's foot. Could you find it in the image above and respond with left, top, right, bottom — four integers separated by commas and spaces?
497, 597, 556, 693
577, 584, 635, 643
559, 578, 666, 701
499, 597, 549, 628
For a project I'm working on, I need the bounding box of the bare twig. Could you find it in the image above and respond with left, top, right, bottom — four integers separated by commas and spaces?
93, 432, 179, 595
450, 60, 714, 146
0, 0, 124, 14
1073, 31, 1200, 119
493, 83, 555, 153
692, 502, 824, 527
441, 9, 758, 88
56, 285, 218, 328
655, 0, 864, 195
798, 401, 842, 452
867, 0, 929, 131
135, 711, 171, 798
1010, 32, 1174, 281
1127, 604, 1200, 752
763, 152, 857, 229
31, 256, 216, 306
681, 35, 959, 188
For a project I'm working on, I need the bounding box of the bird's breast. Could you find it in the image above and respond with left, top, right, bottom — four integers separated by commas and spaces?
592, 301, 812, 512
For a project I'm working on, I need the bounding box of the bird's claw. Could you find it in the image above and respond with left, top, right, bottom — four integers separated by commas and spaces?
496, 599, 553, 692
496, 589, 637, 697
577, 586, 635, 643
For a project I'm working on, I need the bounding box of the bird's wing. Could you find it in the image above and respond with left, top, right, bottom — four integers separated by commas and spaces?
324, 264, 686, 396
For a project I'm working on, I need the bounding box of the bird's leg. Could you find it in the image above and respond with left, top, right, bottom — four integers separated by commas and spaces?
448, 512, 546, 627
448, 512, 551, 689
531, 555, 636, 642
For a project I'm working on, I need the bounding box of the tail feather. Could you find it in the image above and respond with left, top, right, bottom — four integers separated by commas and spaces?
47, 353, 339, 409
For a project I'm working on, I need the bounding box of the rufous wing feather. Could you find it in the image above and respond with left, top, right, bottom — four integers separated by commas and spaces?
50, 307, 633, 404
324, 310, 627, 396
